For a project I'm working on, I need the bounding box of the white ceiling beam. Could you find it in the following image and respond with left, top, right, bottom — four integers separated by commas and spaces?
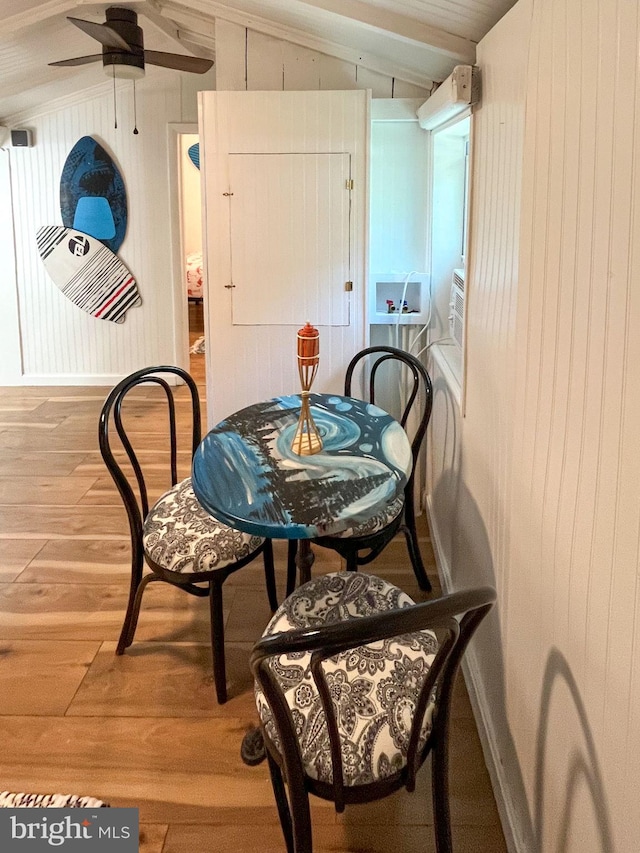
2, 0, 78, 35
294, 0, 476, 61
141, 0, 214, 58
160, 0, 442, 87
156, 4, 217, 44
2, 0, 148, 36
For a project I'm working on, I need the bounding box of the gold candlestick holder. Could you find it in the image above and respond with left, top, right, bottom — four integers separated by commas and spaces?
292, 322, 323, 456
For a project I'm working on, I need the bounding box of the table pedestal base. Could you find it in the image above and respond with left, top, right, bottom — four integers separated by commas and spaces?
297, 539, 315, 585
241, 540, 315, 767
240, 726, 265, 766
287, 539, 316, 596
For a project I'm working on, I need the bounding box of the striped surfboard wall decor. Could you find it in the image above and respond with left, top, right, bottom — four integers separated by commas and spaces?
36, 226, 141, 324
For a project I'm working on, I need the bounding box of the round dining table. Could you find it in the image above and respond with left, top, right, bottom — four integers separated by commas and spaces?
191, 392, 412, 555
191, 391, 412, 764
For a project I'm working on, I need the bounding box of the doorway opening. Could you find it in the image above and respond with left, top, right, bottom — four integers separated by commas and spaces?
177, 131, 205, 385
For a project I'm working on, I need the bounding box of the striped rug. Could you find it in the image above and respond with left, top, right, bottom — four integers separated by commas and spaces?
0, 791, 109, 808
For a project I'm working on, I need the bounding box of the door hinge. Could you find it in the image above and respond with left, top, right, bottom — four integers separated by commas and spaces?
344, 281, 353, 292
345, 179, 354, 190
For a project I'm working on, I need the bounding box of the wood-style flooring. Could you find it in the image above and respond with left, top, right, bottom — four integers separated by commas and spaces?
0, 341, 507, 853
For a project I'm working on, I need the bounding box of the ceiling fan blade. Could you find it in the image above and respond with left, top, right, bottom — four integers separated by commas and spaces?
67, 17, 132, 51
49, 54, 104, 67
143, 50, 213, 74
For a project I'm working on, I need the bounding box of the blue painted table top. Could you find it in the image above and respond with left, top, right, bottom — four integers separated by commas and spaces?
191, 393, 412, 539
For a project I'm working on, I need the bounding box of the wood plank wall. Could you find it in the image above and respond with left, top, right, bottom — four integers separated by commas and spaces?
427, 4, 532, 848
214, 18, 431, 99
0, 65, 217, 385
429, 0, 640, 850
0, 148, 22, 381
6, 76, 186, 384
510, 0, 640, 849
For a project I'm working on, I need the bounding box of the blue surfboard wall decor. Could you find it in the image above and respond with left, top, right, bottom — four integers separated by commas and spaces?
60, 136, 127, 253
188, 142, 200, 170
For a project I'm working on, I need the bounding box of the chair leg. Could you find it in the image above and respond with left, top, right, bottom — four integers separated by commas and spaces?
403, 498, 432, 592
286, 540, 298, 597
431, 734, 453, 853
116, 570, 156, 654
266, 750, 295, 853
263, 539, 278, 612
208, 578, 227, 704
289, 777, 314, 853
116, 553, 143, 654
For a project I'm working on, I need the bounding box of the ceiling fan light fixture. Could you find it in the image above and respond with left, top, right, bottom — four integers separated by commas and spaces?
104, 61, 145, 80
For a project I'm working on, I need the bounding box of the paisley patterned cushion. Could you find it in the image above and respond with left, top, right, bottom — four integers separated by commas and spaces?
142, 478, 264, 574
328, 494, 404, 539
0, 792, 108, 808
255, 572, 438, 786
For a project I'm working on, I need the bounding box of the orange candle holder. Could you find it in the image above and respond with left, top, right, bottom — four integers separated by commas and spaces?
291, 322, 323, 456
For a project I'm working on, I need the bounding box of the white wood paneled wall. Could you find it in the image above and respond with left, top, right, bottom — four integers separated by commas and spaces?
0, 149, 22, 382
510, 0, 640, 849
214, 18, 431, 100
426, 0, 534, 848
8, 76, 182, 383
429, 0, 640, 850
0, 68, 215, 385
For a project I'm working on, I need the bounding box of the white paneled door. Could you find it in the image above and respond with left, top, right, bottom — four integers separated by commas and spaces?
199, 89, 368, 424
228, 153, 352, 326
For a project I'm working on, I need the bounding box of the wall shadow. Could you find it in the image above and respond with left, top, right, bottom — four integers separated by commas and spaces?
534, 647, 614, 853
438, 471, 536, 852
426, 367, 536, 847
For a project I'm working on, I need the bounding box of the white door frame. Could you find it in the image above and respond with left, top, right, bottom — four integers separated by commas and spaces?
167, 122, 200, 372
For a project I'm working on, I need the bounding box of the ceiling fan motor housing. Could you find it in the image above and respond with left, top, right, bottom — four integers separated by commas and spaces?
103, 7, 145, 78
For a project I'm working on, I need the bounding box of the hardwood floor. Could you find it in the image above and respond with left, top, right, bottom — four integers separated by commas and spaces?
0, 356, 507, 853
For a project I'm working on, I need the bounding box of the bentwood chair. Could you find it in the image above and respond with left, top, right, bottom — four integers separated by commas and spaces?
251, 572, 496, 853
99, 365, 277, 704
289, 346, 433, 594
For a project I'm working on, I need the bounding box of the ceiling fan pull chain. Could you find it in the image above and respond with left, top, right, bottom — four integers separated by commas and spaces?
133, 80, 139, 135
112, 66, 118, 129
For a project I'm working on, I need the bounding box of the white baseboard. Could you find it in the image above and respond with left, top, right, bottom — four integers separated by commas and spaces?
21, 374, 124, 386
21, 372, 184, 387
425, 494, 526, 853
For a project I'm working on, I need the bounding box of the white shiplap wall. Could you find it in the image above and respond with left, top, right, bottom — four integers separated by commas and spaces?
214, 18, 431, 100
0, 149, 22, 382
510, 0, 640, 849
1, 66, 215, 385
426, 1, 532, 849
7, 74, 182, 383
429, 0, 640, 850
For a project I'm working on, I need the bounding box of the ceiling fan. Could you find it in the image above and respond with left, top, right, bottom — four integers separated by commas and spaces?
49, 6, 213, 79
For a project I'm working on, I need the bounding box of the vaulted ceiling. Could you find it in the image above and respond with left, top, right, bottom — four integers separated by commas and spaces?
0, 0, 517, 121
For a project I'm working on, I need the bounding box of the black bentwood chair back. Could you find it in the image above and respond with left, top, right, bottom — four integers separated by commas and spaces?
251, 572, 496, 853
99, 365, 277, 704
290, 346, 433, 594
